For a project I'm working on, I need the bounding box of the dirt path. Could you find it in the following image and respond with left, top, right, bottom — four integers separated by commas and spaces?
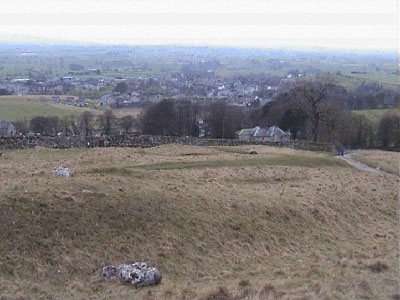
338, 152, 399, 178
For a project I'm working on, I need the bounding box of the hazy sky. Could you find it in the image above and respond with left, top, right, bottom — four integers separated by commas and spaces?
0, 0, 398, 51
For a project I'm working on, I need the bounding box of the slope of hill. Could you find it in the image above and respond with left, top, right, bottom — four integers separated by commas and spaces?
352, 108, 400, 124
353, 150, 399, 176
0, 96, 98, 122
0, 145, 397, 299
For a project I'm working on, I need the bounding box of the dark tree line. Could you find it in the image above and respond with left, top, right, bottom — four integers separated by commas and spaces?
377, 113, 400, 149
339, 81, 398, 110
15, 109, 135, 136
141, 99, 199, 136
205, 102, 249, 138
0, 88, 12, 95
248, 76, 399, 150
140, 99, 250, 139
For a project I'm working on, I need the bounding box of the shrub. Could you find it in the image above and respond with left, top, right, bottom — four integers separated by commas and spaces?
257, 282, 277, 299
198, 286, 233, 300
367, 261, 388, 273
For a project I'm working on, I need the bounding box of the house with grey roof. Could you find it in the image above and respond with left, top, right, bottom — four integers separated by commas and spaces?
75, 96, 89, 107
265, 126, 291, 142
236, 126, 291, 142
0, 121, 16, 137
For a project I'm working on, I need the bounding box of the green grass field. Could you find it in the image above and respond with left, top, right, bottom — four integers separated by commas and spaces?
352, 108, 400, 124
0, 96, 99, 122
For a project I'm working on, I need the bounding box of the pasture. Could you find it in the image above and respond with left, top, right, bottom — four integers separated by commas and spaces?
0, 96, 98, 122
0, 145, 397, 299
352, 108, 400, 124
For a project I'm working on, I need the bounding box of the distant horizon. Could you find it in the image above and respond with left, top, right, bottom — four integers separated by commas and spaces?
0, 0, 398, 54
0, 40, 397, 56
0, 30, 397, 54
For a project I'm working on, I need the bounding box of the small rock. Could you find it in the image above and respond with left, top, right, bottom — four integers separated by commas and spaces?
248, 150, 258, 155
374, 232, 386, 238
52, 166, 72, 178
81, 189, 93, 193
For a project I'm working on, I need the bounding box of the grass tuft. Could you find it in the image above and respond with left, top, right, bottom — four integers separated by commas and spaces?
198, 286, 233, 300
367, 261, 389, 273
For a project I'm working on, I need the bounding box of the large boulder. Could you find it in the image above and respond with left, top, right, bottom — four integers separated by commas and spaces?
101, 262, 162, 288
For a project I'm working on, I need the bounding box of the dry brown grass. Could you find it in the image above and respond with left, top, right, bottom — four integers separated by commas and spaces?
0, 145, 397, 299
355, 150, 399, 176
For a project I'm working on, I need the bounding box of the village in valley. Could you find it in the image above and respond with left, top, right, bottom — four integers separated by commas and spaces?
0, 45, 398, 148
0, 1, 399, 299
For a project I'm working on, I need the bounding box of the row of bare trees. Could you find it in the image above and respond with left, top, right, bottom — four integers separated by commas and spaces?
14, 110, 136, 136
140, 99, 251, 139
141, 99, 199, 136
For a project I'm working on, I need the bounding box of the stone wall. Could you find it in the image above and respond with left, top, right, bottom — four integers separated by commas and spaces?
0, 135, 334, 152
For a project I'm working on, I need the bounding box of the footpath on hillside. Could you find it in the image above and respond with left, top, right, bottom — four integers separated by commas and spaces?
338, 152, 399, 179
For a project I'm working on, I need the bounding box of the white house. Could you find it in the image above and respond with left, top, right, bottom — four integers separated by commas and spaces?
0, 121, 16, 137
236, 126, 291, 142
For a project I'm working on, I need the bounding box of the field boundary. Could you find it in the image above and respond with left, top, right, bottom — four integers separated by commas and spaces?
0, 135, 334, 152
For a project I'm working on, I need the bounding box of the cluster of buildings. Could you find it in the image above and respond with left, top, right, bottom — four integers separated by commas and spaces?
0, 76, 112, 96
0, 63, 301, 109
47, 95, 89, 107
95, 72, 296, 109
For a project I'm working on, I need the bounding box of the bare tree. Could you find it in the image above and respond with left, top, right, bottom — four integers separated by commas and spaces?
378, 113, 400, 149
69, 115, 79, 135
336, 113, 375, 149
47, 116, 60, 134
79, 111, 94, 136
14, 118, 29, 134
320, 102, 342, 143
142, 99, 177, 136
120, 115, 136, 134
206, 101, 249, 138
295, 75, 336, 142
113, 82, 129, 94
60, 116, 71, 135
98, 109, 116, 135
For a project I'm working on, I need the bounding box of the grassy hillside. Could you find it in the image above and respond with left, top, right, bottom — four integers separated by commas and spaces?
354, 150, 399, 176
352, 108, 400, 124
0, 145, 397, 299
0, 96, 98, 122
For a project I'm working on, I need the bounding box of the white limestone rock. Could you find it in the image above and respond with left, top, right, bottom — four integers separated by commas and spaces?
101, 261, 162, 288
52, 166, 72, 177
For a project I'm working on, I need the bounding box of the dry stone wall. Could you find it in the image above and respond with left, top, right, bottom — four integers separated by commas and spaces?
0, 135, 334, 152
